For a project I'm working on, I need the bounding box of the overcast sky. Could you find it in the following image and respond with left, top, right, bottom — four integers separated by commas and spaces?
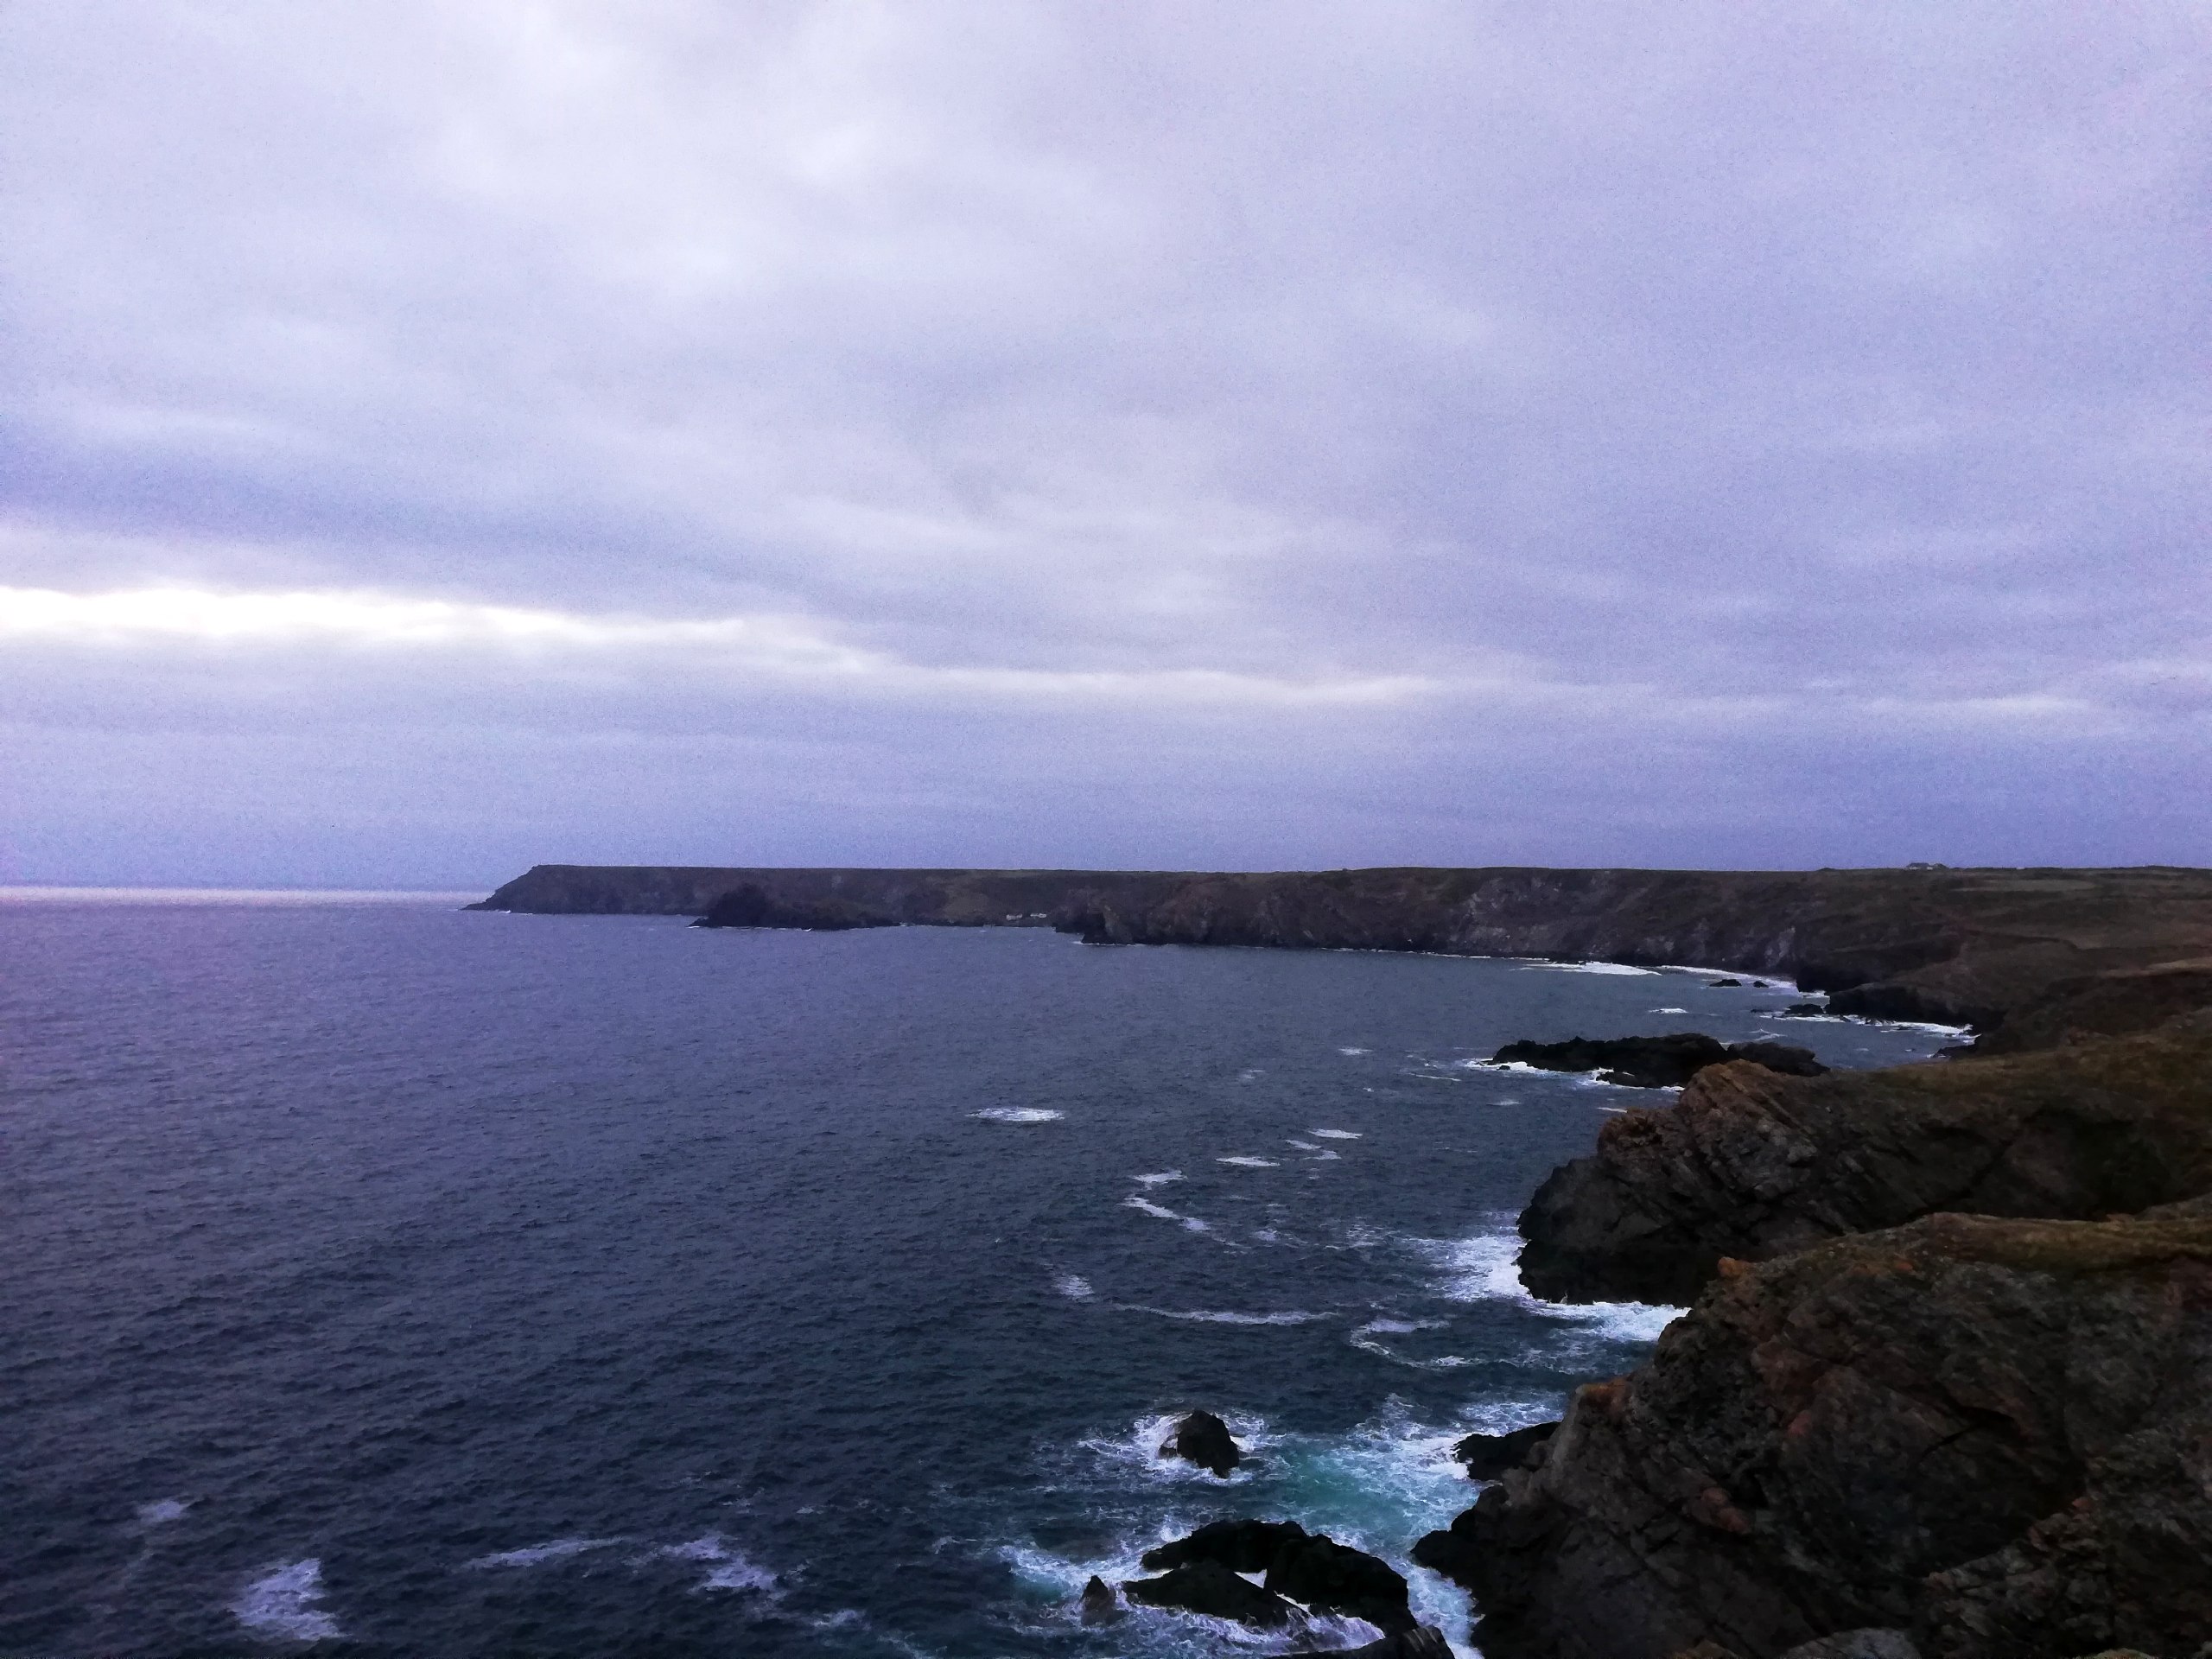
3, 2, 2207, 887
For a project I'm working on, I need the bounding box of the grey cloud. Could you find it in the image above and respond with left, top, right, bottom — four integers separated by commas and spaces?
2, 1, 2207, 880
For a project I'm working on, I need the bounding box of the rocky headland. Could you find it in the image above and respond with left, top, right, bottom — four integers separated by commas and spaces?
1416, 1209, 2212, 1659
470, 863, 2212, 1038
1427, 1005, 2212, 1655
472, 861, 2212, 1654
1516, 1012, 2212, 1306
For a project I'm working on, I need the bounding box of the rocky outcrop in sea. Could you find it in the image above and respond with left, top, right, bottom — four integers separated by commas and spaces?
1416, 1209, 2212, 1659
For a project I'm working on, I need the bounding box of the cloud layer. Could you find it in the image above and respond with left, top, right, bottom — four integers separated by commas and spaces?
3, 2, 2207, 884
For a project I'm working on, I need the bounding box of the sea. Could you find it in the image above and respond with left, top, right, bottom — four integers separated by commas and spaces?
1, 891, 1960, 1658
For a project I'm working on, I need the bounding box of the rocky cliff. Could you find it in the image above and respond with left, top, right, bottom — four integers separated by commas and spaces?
467, 864, 1192, 925
470, 864, 2212, 1037
1516, 1012, 2212, 1305
1416, 1211, 2212, 1659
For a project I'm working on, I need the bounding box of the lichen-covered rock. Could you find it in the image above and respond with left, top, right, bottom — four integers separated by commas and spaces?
1517, 1015, 2212, 1306
1419, 1211, 2212, 1659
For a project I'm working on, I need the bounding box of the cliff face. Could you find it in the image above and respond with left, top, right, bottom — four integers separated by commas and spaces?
1516, 1012, 2212, 1306
1059, 866, 2212, 1032
467, 864, 1193, 925
471, 864, 2212, 1037
1421, 1211, 2212, 1659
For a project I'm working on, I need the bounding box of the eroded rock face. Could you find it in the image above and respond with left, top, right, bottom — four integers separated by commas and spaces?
1420, 1212, 2212, 1659
1158, 1410, 1242, 1476
1517, 1015, 2212, 1306
1492, 1033, 1825, 1089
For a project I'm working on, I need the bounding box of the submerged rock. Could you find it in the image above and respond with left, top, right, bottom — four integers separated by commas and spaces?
1452, 1421, 1558, 1480
1516, 1013, 2212, 1306
1122, 1559, 1300, 1627
1419, 1211, 2212, 1659
1158, 1409, 1242, 1477
1491, 1033, 1826, 1090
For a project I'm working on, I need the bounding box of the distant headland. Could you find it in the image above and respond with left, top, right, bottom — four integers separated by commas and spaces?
469, 862, 2212, 1038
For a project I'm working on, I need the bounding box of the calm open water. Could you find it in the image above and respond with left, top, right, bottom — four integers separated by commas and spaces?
1, 894, 1955, 1658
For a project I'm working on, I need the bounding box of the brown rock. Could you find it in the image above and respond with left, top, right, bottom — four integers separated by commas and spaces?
1516, 1015, 2212, 1306
1421, 1211, 2212, 1659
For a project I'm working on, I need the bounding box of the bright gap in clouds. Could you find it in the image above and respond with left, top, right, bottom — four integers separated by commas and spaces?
0, 585, 1435, 708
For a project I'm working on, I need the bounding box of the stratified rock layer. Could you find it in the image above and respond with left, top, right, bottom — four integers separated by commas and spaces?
1421, 1211, 2212, 1659
1518, 1014, 2212, 1305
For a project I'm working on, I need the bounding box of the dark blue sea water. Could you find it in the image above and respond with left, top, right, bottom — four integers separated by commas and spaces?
1, 894, 1958, 1658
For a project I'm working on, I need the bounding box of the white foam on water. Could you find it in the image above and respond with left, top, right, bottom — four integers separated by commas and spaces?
1338, 1046, 1370, 1055
1309, 1128, 1362, 1140
232, 1559, 342, 1643
467, 1536, 623, 1569
1522, 960, 1656, 976
1217, 1155, 1279, 1168
1122, 1306, 1328, 1325
1414, 1230, 1683, 1343
136, 1497, 189, 1526
660, 1534, 779, 1595
1236, 1068, 1264, 1082
1134, 1170, 1184, 1185
1311, 1149, 1340, 1160
1078, 1410, 1283, 1484
1287, 1139, 1320, 1151
971, 1107, 1064, 1123
1652, 1007, 1688, 1014
1122, 1194, 1211, 1232
1056, 1274, 1095, 1300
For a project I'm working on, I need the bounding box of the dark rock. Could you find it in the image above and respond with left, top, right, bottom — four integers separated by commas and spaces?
1973, 958, 2212, 1055
1516, 1014, 2212, 1306
1135, 1519, 1409, 1632
692, 883, 898, 931
1077, 1574, 1121, 1624
1140, 1517, 1306, 1573
1708, 978, 1743, 988
1777, 1633, 1921, 1659
1452, 1421, 1558, 1479
1491, 1033, 1826, 1090
1265, 1534, 1414, 1632
1122, 1559, 1300, 1627
1431, 1211, 2212, 1659
1726, 1040, 1825, 1077
1785, 1001, 1829, 1016
1159, 1410, 1242, 1477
